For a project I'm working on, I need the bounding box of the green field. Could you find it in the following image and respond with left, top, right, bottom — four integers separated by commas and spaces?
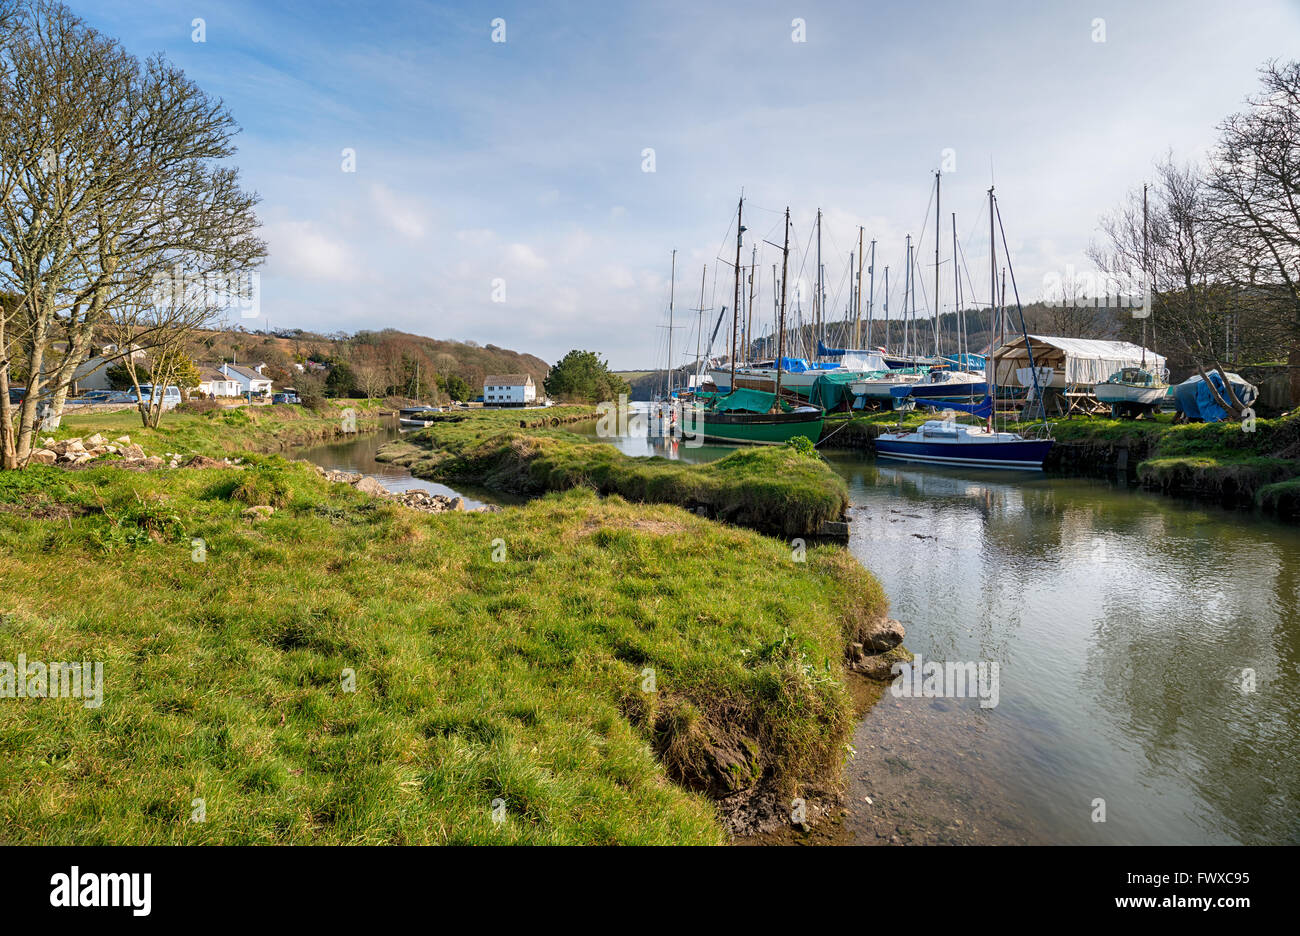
0, 407, 891, 844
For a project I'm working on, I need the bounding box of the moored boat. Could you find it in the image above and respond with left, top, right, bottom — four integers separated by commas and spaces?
693, 201, 825, 445
1093, 366, 1168, 417
691, 389, 824, 445
399, 405, 442, 426
875, 418, 1053, 470
875, 185, 1053, 471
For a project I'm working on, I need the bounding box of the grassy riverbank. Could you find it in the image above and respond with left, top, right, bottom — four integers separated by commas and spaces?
44, 400, 388, 458
0, 458, 887, 844
382, 409, 851, 538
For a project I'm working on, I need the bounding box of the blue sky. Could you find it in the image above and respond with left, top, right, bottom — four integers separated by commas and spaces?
73, 0, 1300, 368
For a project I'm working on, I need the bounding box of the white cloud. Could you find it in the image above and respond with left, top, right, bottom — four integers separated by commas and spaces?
369, 183, 426, 238
506, 243, 547, 272
263, 221, 356, 282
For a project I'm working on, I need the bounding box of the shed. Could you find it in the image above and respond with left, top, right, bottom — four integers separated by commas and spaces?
990, 335, 1166, 390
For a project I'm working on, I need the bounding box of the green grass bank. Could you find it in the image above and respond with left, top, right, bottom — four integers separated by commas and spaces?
380, 410, 851, 538
45, 400, 388, 459
0, 459, 889, 843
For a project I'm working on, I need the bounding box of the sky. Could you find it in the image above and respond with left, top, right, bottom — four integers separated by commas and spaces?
72, 0, 1300, 369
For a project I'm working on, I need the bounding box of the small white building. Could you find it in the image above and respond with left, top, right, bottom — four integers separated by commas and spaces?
219, 362, 274, 397
196, 365, 243, 398
483, 374, 536, 407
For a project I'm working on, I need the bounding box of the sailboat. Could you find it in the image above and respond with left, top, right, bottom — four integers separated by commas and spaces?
692, 200, 825, 445
1091, 183, 1169, 417
708, 208, 885, 399
874, 185, 1053, 471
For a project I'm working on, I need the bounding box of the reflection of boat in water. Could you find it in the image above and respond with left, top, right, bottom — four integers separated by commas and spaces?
1093, 367, 1168, 417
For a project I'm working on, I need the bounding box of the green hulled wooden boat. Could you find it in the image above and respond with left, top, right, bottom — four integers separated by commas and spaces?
689, 388, 824, 445
689, 200, 824, 445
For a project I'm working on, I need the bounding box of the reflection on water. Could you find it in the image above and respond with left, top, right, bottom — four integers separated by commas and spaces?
566, 403, 735, 464
830, 453, 1300, 845
293, 425, 511, 510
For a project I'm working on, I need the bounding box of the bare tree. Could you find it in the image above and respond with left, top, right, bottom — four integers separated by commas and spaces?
1094, 157, 1249, 415
1209, 59, 1300, 402
0, 1, 264, 466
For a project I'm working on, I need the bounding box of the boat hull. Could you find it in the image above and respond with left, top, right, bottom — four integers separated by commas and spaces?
709, 368, 822, 397
1093, 383, 1166, 406
875, 435, 1053, 470
903, 380, 989, 401
695, 408, 824, 445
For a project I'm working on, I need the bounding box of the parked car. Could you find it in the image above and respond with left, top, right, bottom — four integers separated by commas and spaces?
129, 384, 183, 411
7, 386, 25, 404
272, 392, 300, 405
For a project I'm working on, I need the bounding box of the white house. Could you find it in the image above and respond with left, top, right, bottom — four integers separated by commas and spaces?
220, 362, 274, 397
196, 365, 243, 398
483, 374, 536, 407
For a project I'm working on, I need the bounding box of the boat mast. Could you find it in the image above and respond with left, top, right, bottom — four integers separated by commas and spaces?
882, 265, 889, 353
867, 240, 876, 350
934, 170, 942, 360
989, 186, 997, 432
911, 242, 919, 360
952, 211, 962, 368
1141, 182, 1148, 369
667, 248, 676, 399
730, 195, 744, 393
816, 208, 823, 360
903, 236, 911, 360
694, 264, 706, 389
775, 208, 790, 408
746, 245, 757, 366
856, 227, 865, 348
772, 264, 778, 360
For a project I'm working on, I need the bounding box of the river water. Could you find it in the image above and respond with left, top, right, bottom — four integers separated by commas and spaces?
297, 416, 1300, 846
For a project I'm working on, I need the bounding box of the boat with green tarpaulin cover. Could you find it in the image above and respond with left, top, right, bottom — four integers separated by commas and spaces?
690, 388, 825, 445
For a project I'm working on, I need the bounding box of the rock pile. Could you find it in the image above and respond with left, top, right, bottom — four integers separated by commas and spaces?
26, 435, 242, 471
310, 464, 500, 513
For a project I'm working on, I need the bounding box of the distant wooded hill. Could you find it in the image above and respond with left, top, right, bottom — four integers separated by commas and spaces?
190, 326, 549, 401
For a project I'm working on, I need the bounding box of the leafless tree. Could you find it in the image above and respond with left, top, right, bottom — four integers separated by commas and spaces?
1093, 157, 1249, 415
0, 1, 264, 466
1208, 59, 1300, 400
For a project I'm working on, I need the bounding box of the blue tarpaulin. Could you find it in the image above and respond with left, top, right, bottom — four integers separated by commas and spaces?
1172, 372, 1258, 422
920, 395, 994, 419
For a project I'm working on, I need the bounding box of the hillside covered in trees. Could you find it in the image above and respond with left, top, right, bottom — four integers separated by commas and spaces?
192, 326, 549, 402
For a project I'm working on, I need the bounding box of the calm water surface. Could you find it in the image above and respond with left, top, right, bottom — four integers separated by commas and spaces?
293, 424, 509, 510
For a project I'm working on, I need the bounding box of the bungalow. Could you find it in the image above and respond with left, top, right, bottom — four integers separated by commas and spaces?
483, 374, 536, 407
196, 366, 243, 398
219, 362, 274, 397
